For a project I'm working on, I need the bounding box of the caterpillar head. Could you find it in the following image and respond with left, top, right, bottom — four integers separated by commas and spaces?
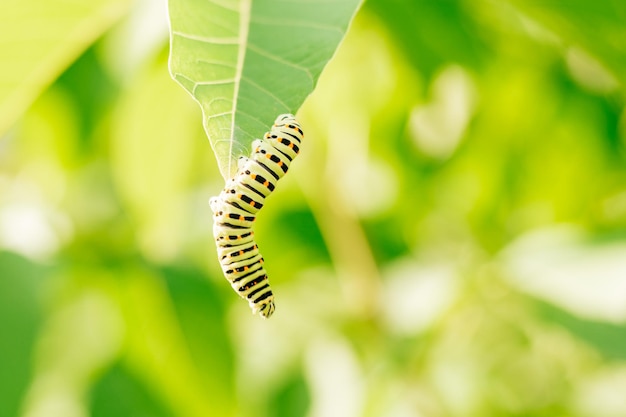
209, 196, 220, 213
274, 114, 296, 125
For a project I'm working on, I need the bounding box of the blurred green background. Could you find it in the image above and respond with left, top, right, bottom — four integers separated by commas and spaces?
2, 0, 626, 416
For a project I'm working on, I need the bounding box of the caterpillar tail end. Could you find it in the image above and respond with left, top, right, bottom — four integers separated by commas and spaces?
256, 299, 276, 319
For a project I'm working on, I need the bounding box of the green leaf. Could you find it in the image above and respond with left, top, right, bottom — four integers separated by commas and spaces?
0, 0, 132, 136
168, 0, 361, 180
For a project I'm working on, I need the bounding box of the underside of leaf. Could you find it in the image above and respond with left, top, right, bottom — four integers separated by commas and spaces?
168, 0, 361, 180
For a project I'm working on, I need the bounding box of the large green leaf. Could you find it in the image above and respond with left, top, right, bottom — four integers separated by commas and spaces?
168, 0, 361, 180
0, 0, 132, 136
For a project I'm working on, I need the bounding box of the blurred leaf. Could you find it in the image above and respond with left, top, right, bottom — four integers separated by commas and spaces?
268, 371, 310, 417
507, 0, 626, 86
110, 51, 204, 261
91, 363, 176, 417
256, 207, 331, 281
363, 219, 410, 264
161, 266, 236, 406
365, 0, 489, 78
168, 0, 361, 179
535, 300, 626, 361
57, 46, 119, 146
0, 0, 132, 136
0, 252, 46, 417
120, 268, 233, 417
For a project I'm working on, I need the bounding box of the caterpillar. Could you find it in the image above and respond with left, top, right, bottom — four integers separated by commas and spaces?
209, 114, 303, 318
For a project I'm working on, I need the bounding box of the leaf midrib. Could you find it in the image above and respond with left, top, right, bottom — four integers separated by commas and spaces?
229, 0, 252, 178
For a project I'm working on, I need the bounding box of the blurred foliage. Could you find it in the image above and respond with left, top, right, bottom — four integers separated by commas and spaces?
534, 300, 626, 362
0, 252, 46, 417
1, 0, 626, 417
0, 0, 132, 134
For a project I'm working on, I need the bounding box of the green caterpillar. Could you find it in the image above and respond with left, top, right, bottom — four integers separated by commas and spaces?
210, 114, 303, 318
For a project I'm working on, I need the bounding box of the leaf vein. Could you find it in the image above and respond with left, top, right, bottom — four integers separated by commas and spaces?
172, 31, 239, 45
207, 111, 234, 120
251, 17, 344, 35
241, 76, 291, 112
197, 59, 237, 69
228, 0, 252, 178
207, 0, 239, 12
246, 43, 315, 83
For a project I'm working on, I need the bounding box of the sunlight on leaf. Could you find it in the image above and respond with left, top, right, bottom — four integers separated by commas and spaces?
168, 0, 361, 180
